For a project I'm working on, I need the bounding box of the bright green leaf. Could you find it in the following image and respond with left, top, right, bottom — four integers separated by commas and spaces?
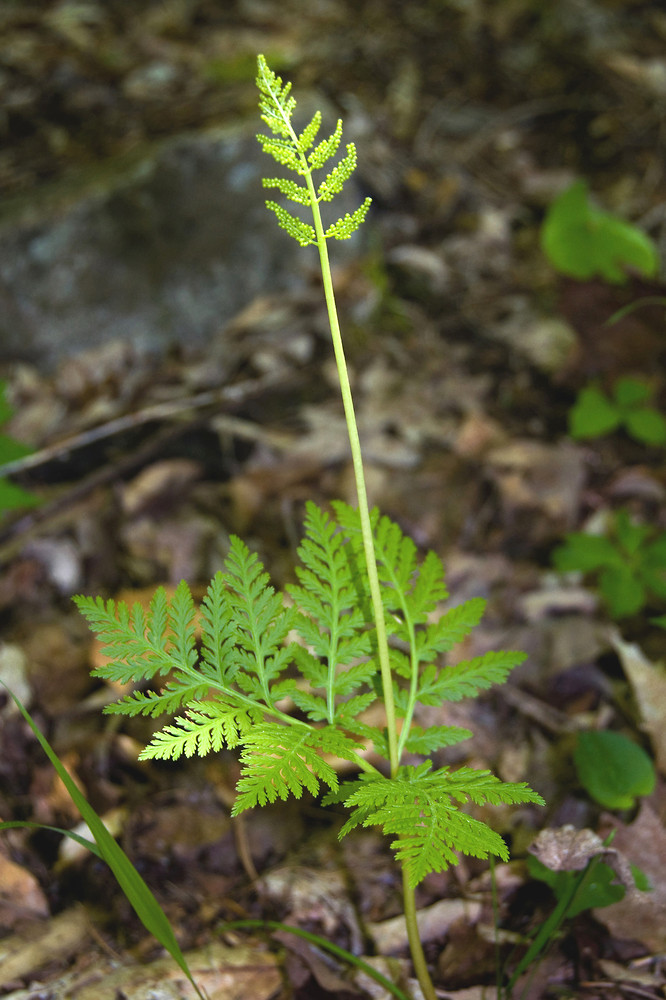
598, 565, 644, 618
574, 730, 655, 809
541, 180, 659, 284
552, 533, 624, 573
569, 386, 621, 439
624, 408, 666, 446
0, 477, 41, 513
613, 377, 653, 408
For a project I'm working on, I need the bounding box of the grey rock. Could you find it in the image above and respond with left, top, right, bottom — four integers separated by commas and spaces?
0, 118, 364, 370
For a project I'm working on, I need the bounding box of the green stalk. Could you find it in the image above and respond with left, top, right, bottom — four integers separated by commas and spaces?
396, 625, 419, 763
262, 70, 399, 768
305, 167, 437, 1000
305, 175, 399, 777
402, 868, 438, 1000
267, 82, 400, 774
265, 72, 436, 1000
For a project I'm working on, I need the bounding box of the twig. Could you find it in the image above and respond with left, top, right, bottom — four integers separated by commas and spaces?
0, 373, 292, 479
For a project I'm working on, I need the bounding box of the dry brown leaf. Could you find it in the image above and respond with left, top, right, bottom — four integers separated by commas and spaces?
74, 939, 282, 1000
0, 906, 89, 985
120, 459, 202, 517
368, 898, 482, 955
486, 439, 585, 526
529, 825, 638, 899
260, 864, 364, 953
529, 825, 605, 871
0, 848, 49, 927
596, 804, 666, 952
611, 631, 666, 774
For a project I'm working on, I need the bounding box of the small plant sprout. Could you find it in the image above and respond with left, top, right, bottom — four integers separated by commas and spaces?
569, 377, 666, 447
75, 56, 544, 1000
0, 381, 41, 516
553, 509, 666, 619
574, 730, 655, 811
541, 180, 659, 284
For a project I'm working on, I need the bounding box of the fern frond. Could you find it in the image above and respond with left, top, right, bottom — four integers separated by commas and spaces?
401, 725, 473, 754
308, 119, 343, 170
223, 535, 299, 700
440, 766, 545, 807
324, 198, 373, 240
145, 586, 168, 649
256, 135, 302, 173
291, 646, 328, 689
333, 660, 376, 696
285, 686, 329, 722
333, 691, 376, 723
375, 516, 418, 611
168, 579, 198, 671
262, 177, 311, 205
340, 763, 542, 887
140, 701, 259, 761
256, 54, 296, 139
330, 501, 445, 631
256, 58, 371, 248
265, 201, 316, 246
288, 502, 376, 723
417, 649, 527, 705
199, 571, 239, 687
317, 144, 358, 202
103, 679, 212, 718
297, 111, 321, 152
343, 718, 386, 756
74, 589, 193, 686
415, 597, 487, 660
390, 805, 509, 887
406, 549, 449, 621
231, 724, 362, 814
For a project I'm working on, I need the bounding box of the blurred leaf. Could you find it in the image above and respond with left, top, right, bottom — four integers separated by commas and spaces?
0, 432, 33, 464
569, 386, 621, 439
554, 510, 666, 619
614, 510, 651, 555
541, 180, 659, 284
0, 478, 40, 513
0, 383, 41, 517
568, 376, 666, 446
624, 408, 666, 446
613, 377, 652, 408
552, 533, 623, 573
598, 565, 644, 618
574, 730, 655, 810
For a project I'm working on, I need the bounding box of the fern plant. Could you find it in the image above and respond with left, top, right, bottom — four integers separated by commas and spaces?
75, 57, 543, 1000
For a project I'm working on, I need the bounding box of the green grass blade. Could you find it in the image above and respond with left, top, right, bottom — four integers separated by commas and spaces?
1, 684, 207, 1000
0, 820, 101, 856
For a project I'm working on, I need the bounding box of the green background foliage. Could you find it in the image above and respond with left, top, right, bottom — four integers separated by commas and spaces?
541, 180, 659, 284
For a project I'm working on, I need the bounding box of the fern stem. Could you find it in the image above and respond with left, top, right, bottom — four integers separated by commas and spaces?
256, 59, 399, 766
396, 629, 419, 763
302, 179, 399, 778
310, 172, 438, 1000
402, 867, 438, 1000
257, 64, 435, 997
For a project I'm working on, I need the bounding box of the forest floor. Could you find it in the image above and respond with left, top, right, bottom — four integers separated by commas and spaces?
1, 2, 666, 998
